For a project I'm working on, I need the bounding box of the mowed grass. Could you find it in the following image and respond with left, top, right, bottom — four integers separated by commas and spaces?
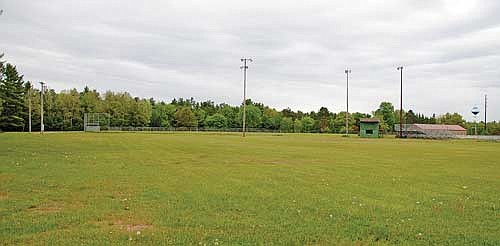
0, 132, 499, 245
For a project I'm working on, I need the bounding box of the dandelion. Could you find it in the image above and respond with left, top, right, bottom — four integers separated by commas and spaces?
129, 237, 133, 241
462, 186, 468, 189
416, 201, 420, 204
136, 231, 141, 235
329, 214, 333, 218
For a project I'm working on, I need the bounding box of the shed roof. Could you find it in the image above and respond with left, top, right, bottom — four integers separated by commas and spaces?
360, 118, 380, 123
395, 124, 466, 131
414, 124, 466, 131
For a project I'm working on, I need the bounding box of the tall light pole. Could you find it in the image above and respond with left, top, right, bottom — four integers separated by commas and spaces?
345, 69, 351, 136
484, 94, 487, 134
40, 82, 46, 134
240, 58, 252, 137
28, 83, 32, 132
397, 66, 403, 138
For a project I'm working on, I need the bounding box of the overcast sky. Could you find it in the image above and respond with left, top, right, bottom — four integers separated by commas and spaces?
1, 0, 499, 121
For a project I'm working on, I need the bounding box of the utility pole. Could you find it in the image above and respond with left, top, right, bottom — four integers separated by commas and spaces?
397, 66, 404, 138
28, 83, 32, 132
40, 82, 46, 134
484, 94, 487, 134
344, 69, 351, 136
240, 58, 252, 137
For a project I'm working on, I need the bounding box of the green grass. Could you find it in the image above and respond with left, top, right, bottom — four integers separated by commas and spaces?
1, 132, 499, 245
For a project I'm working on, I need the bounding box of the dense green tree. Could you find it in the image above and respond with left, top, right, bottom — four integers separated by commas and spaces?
317, 107, 331, 119
237, 104, 262, 128
406, 110, 417, 124
204, 113, 228, 129
262, 107, 281, 130
151, 103, 176, 127
0, 63, 26, 131
301, 116, 315, 133
57, 89, 82, 130
130, 98, 152, 127
194, 108, 207, 127
175, 107, 197, 127
198, 100, 217, 116
44, 89, 63, 130
80, 86, 101, 114
374, 102, 395, 132
281, 107, 296, 119
218, 104, 238, 128
333, 112, 355, 134
437, 113, 465, 127
279, 117, 293, 133
318, 118, 329, 133
293, 118, 303, 133
102, 91, 134, 126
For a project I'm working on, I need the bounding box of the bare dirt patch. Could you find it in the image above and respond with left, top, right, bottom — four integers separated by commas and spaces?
111, 220, 153, 232
0, 191, 8, 201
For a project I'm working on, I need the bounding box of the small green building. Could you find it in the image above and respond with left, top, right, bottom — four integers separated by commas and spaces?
359, 118, 380, 138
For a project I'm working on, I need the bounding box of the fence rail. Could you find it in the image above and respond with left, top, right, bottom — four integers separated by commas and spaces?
96, 126, 355, 134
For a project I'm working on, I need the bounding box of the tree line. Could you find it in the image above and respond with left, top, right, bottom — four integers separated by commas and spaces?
1, 56, 499, 134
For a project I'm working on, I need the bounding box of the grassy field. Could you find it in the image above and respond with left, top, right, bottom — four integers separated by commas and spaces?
0, 132, 499, 245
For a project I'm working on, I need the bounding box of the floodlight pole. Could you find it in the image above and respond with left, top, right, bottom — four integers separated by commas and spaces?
484, 94, 487, 134
40, 82, 46, 134
28, 84, 32, 132
345, 69, 351, 136
240, 58, 252, 137
397, 66, 403, 138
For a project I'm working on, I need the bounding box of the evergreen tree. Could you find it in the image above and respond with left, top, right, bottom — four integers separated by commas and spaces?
0, 63, 26, 131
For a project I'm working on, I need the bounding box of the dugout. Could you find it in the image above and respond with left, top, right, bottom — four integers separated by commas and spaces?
359, 118, 380, 138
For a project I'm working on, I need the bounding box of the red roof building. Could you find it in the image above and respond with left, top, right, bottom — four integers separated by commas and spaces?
394, 124, 467, 138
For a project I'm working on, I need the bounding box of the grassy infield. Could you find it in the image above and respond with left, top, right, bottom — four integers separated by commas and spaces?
0, 132, 499, 245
